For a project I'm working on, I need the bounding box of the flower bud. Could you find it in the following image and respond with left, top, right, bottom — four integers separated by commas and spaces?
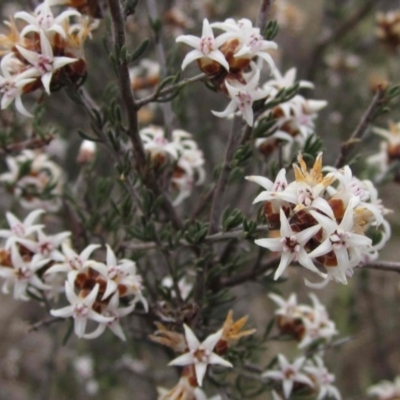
77, 140, 96, 164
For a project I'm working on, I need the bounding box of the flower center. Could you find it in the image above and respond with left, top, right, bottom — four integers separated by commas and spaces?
192, 346, 210, 363
199, 36, 215, 55
35, 55, 53, 74
11, 223, 25, 237
247, 33, 263, 51
281, 236, 300, 256
73, 303, 89, 318
236, 91, 252, 110
331, 229, 349, 249
37, 13, 54, 30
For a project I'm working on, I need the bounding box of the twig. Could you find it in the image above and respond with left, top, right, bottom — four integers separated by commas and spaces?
107, 0, 147, 170
208, 116, 244, 234
29, 317, 63, 332
126, 224, 270, 251
256, 0, 272, 31
0, 135, 54, 155
145, 0, 174, 138
104, 1, 184, 229
221, 255, 281, 287
363, 260, 400, 274
307, 0, 378, 80
334, 87, 386, 168
136, 73, 206, 108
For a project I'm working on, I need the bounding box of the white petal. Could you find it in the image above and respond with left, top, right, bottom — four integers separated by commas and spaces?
41, 72, 53, 94
181, 49, 203, 70
202, 329, 222, 352
245, 175, 273, 190
208, 352, 233, 368
211, 100, 237, 119
74, 316, 88, 337
208, 50, 229, 71
106, 245, 117, 266
183, 324, 200, 350
283, 379, 294, 399
168, 352, 194, 366
195, 362, 208, 387
254, 238, 283, 252
274, 252, 293, 280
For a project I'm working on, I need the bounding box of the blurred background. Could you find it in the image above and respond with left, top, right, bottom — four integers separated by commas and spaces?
0, 0, 400, 399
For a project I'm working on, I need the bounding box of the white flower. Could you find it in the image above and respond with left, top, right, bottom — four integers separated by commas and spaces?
212, 66, 271, 126
0, 53, 37, 117
298, 309, 337, 348
15, 2, 80, 38
308, 199, 372, 284
0, 245, 50, 300
17, 229, 70, 260
176, 18, 233, 71
304, 356, 341, 400
368, 376, 400, 399
50, 281, 113, 338
16, 31, 77, 94
89, 245, 148, 311
162, 275, 193, 300
268, 293, 300, 319
262, 355, 313, 399
212, 18, 278, 70
140, 125, 178, 160
0, 209, 44, 249
83, 292, 135, 341
255, 209, 325, 280
168, 325, 233, 386
45, 242, 100, 274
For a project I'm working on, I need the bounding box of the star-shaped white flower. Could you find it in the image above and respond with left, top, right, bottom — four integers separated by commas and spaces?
0, 245, 50, 300
17, 229, 71, 260
50, 281, 113, 338
308, 200, 372, 284
168, 325, 233, 386
0, 53, 37, 117
45, 242, 101, 275
255, 209, 326, 280
16, 31, 77, 94
262, 355, 313, 399
83, 291, 135, 341
0, 209, 44, 249
88, 245, 148, 311
269, 293, 301, 319
212, 66, 270, 126
304, 357, 342, 400
176, 18, 233, 71
15, 2, 80, 38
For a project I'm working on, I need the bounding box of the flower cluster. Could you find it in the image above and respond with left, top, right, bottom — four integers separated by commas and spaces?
368, 376, 400, 399
248, 153, 391, 285
151, 310, 255, 398
269, 292, 337, 348
0, 209, 67, 300
0, 209, 145, 340
263, 354, 341, 400
49, 243, 147, 340
368, 121, 400, 182
140, 125, 206, 205
0, 149, 64, 211
0, 0, 97, 117
176, 18, 277, 126
255, 68, 327, 160
376, 11, 400, 51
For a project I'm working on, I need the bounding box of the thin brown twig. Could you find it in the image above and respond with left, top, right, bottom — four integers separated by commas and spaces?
0, 135, 54, 155
363, 261, 400, 274
145, 0, 175, 138
125, 224, 270, 251
307, 0, 379, 80
106, 0, 183, 230
136, 73, 207, 108
221, 255, 281, 287
334, 87, 386, 168
29, 317, 63, 332
208, 116, 244, 234
256, 0, 272, 31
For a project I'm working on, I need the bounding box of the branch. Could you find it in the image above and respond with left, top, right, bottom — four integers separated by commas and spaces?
256, 0, 272, 31
220, 255, 281, 287
0, 134, 54, 155
145, 0, 174, 138
334, 87, 386, 168
106, 0, 183, 230
363, 260, 400, 274
126, 225, 270, 251
307, 0, 379, 80
136, 73, 206, 108
29, 317, 63, 332
208, 116, 244, 234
